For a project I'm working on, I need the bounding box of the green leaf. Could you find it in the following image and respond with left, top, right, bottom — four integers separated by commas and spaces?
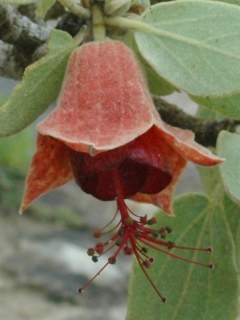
0, 125, 34, 173
0, 0, 36, 4
213, 0, 240, 5
0, 93, 8, 105
127, 192, 240, 320
0, 30, 77, 137
193, 94, 240, 119
123, 32, 175, 96
36, 0, 56, 18
217, 131, 240, 204
135, 0, 240, 97
143, 59, 176, 96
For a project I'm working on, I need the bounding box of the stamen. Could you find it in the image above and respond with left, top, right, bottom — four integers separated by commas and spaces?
87, 248, 95, 256
129, 236, 166, 303
80, 193, 213, 300
147, 217, 157, 225
142, 235, 212, 253
141, 239, 213, 269
93, 208, 119, 238
78, 261, 109, 294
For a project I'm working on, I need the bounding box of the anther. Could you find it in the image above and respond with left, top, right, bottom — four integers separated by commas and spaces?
125, 217, 134, 225
167, 241, 175, 249
115, 239, 121, 246
147, 217, 157, 225
95, 243, 104, 255
92, 256, 98, 263
108, 256, 117, 264
87, 248, 95, 256
149, 257, 154, 264
143, 260, 151, 268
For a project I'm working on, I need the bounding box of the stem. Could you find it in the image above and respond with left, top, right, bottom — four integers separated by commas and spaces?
92, 4, 106, 41
105, 16, 156, 34
74, 26, 87, 45
58, 0, 90, 19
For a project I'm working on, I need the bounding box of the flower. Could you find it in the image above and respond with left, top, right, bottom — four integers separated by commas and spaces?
20, 40, 222, 300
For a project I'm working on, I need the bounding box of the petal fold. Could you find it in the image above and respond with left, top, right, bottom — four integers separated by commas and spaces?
20, 135, 72, 212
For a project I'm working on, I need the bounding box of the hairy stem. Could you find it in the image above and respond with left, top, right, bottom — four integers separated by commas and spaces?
92, 4, 106, 41
58, 0, 90, 18
153, 96, 240, 147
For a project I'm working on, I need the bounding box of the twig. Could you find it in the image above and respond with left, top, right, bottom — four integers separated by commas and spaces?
153, 96, 240, 147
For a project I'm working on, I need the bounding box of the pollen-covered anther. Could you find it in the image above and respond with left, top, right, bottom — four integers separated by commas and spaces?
167, 241, 175, 250
147, 217, 158, 225
141, 247, 148, 254
92, 256, 99, 263
143, 260, 152, 268
108, 256, 117, 264
87, 248, 95, 256
95, 243, 105, 255
115, 239, 122, 246
149, 257, 154, 264
125, 217, 134, 225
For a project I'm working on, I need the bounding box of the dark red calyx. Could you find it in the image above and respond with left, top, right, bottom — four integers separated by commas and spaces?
69, 131, 172, 202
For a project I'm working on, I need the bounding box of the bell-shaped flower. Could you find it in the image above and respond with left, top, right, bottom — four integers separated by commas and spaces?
20, 40, 222, 300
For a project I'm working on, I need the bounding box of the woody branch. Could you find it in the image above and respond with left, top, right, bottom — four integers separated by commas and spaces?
0, 2, 239, 146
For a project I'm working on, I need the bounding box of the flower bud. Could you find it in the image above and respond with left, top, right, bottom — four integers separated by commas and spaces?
104, 0, 131, 17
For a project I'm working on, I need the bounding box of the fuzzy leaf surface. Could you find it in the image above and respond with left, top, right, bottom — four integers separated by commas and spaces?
135, 0, 240, 97
0, 30, 76, 137
217, 131, 240, 204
